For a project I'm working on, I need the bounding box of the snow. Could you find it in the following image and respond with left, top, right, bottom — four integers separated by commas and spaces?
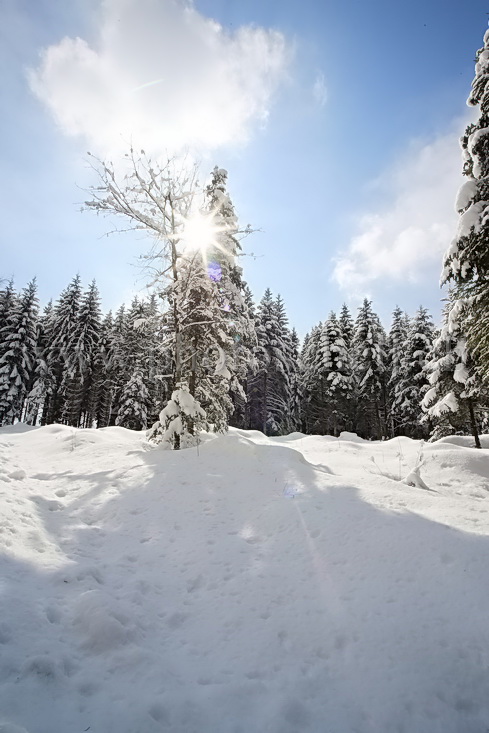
455, 178, 478, 212
214, 345, 231, 379
454, 362, 469, 383
431, 390, 459, 417
456, 199, 486, 238
2, 425, 489, 732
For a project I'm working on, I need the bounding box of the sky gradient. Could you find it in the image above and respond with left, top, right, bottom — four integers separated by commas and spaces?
2, 0, 488, 335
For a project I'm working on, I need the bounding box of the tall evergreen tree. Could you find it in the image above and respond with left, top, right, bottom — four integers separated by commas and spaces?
392, 306, 434, 438
320, 312, 354, 435
95, 310, 115, 428
388, 306, 410, 435
248, 289, 292, 434
0, 280, 17, 337
24, 300, 55, 425
116, 368, 149, 430
0, 279, 39, 425
339, 303, 354, 349
441, 27, 489, 383
422, 299, 485, 446
300, 323, 324, 433
288, 328, 302, 432
353, 299, 387, 439
44, 275, 82, 424
61, 280, 102, 427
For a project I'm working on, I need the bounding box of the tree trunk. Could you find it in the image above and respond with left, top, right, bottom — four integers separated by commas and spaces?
189, 351, 197, 397
467, 397, 481, 449
188, 351, 197, 436
374, 397, 382, 441
171, 231, 181, 451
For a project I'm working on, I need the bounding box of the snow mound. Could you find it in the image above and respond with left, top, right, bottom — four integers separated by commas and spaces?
0, 424, 37, 435
338, 431, 366, 443
436, 433, 489, 449
73, 590, 137, 653
269, 431, 307, 441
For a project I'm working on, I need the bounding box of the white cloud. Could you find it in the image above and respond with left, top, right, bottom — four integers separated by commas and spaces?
312, 72, 327, 107
29, 0, 291, 157
332, 125, 468, 293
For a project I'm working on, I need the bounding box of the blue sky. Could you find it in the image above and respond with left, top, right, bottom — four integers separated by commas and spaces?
1, 0, 488, 335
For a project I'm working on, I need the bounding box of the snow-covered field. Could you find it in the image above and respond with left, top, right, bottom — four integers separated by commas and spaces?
1, 425, 489, 733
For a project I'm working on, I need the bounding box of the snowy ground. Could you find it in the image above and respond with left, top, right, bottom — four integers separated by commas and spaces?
1, 425, 489, 733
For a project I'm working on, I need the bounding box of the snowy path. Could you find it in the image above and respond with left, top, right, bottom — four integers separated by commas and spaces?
1, 425, 489, 732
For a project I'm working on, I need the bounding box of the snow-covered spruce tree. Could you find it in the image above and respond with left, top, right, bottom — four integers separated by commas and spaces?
95, 310, 116, 428
353, 299, 388, 439
115, 368, 150, 430
339, 303, 354, 349
115, 295, 166, 431
158, 166, 252, 434
61, 280, 102, 428
288, 327, 303, 432
248, 289, 293, 435
300, 323, 324, 433
237, 284, 259, 429
144, 293, 171, 426
273, 294, 299, 433
105, 304, 129, 425
441, 28, 489, 383
0, 279, 39, 426
173, 248, 230, 433
392, 306, 434, 438
85, 151, 251, 448
24, 300, 55, 425
43, 275, 83, 424
147, 381, 206, 447
387, 306, 410, 435
199, 167, 257, 428
422, 298, 486, 446
319, 312, 354, 436
0, 280, 17, 336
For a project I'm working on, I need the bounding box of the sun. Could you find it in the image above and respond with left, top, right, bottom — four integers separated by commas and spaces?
179, 210, 221, 254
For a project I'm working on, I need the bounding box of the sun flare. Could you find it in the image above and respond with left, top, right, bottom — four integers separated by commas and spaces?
180, 211, 221, 254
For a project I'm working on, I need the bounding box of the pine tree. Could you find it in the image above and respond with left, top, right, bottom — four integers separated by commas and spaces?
202, 166, 256, 427
239, 284, 259, 429
288, 328, 303, 431
392, 306, 434, 438
114, 295, 167, 431
273, 294, 297, 432
247, 289, 294, 435
24, 300, 55, 425
388, 306, 409, 435
45, 275, 82, 424
0, 279, 39, 425
339, 303, 354, 349
0, 280, 17, 337
300, 323, 324, 433
441, 27, 489, 383
94, 310, 114, 428
422, 299, 485, 446
61, 280, 102, 427
353, 299, 387, 439
116, 368, 149, 430
320, 312, 354, 435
